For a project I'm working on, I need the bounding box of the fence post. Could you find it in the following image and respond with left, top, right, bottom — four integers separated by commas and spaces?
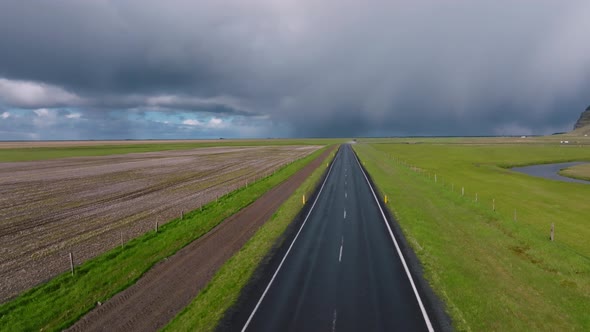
69, 252, 74, 276
550, 223, 554, 241
461, 187, 464, 196
493, 199, 496, 211
514, 209, 517, 222
475, 193, 478, 202
155, 221, 159, 233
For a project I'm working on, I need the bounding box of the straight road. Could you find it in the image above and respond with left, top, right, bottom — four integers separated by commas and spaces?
242, 144, 433, 332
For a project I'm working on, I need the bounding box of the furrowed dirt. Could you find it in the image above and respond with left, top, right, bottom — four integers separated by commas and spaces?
65, 147, 332, 332
0, 145, 319, 302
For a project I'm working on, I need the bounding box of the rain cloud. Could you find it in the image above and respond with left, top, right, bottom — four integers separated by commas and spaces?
1, 0, 589, 139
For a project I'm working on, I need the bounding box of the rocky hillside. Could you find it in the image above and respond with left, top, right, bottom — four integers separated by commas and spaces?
573, 106, 590, 130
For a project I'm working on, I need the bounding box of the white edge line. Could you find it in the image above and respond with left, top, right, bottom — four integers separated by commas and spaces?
351, 147, 435, 332
241, 148, 340, 332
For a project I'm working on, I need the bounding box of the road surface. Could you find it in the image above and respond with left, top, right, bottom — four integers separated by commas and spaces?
241, 144, 433, 331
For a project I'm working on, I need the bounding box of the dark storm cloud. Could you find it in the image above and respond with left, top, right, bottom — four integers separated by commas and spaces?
1, 0, 590, 139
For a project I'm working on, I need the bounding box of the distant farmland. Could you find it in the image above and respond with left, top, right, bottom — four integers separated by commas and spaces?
0, 145, 320, 302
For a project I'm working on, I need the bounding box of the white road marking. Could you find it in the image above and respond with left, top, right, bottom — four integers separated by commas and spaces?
339, 237, 344, 262
345, 191, 347, 199
332, 309, 338, 332
352, 148, 435, 332
343, 209, 346, 219
241, 148, 341, 332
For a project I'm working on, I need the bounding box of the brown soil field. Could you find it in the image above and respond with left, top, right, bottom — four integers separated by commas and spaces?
0, 145, 320, 302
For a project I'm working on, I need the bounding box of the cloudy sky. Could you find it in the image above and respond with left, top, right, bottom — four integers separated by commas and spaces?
1, 0, 589, 140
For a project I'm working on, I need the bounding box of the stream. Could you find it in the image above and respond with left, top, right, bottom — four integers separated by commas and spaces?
511, 162, 590, 184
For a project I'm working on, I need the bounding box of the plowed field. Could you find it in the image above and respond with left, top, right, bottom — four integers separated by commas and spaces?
0, 145, 319, 302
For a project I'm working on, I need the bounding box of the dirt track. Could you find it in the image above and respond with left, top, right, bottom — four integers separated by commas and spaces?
65, 147, 331, 332
0, 146, 319, 302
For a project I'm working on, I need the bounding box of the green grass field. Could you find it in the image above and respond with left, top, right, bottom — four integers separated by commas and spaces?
0, 146, 330, 332
353, 140, 590, 331
0, 139, 344, 162
164, 148, 337, 331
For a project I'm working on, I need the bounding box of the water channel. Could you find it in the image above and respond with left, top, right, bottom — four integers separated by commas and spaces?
511, 162, 590, 184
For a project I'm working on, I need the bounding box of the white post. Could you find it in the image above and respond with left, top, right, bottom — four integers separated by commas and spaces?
493, 199, 496, 211
434, 174, 437, 183
514, 209, 517, 221
69, 252, 74, 276
461, 187, 464, 196
550, 223, 554, 241
155, 221, 159, 233
475, 193, 478, 202
120, 231, 124, 249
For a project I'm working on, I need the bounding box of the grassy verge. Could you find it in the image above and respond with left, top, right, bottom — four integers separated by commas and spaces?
559, 163, 590, 181
354, 143, 590, 331
163, 148, 337, 331
0, 147, 329, 332
0, 139, 344, 162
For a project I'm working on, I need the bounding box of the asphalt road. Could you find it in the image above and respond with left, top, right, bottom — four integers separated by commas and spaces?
242, 144, 433, 332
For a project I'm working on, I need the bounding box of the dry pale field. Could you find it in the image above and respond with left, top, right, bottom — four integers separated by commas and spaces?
0, 140, 237, 149
560, 163, 590, 180
0, 145, 319, 302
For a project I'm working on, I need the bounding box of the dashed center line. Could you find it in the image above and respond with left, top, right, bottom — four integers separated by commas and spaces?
338, 236, 344, 263
343, 209, 346, 219
345, 191, 347, 199
332, 309, 338, 332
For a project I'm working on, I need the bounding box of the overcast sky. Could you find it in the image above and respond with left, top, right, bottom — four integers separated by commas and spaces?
1, 0, 589, 140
